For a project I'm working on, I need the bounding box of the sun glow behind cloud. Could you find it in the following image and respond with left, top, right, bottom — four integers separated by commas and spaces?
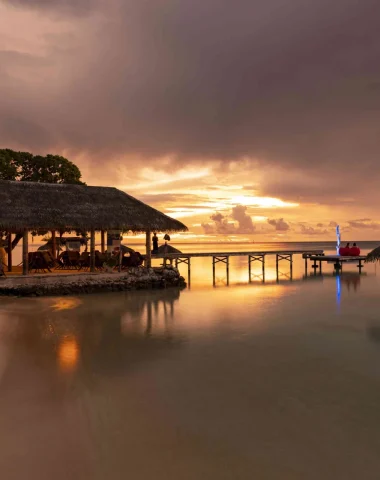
230, 196, 299, 208
119, 164, 308, 242
122, 166, 211, 192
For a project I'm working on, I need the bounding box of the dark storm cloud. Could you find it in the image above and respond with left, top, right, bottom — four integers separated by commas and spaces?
267, 218, 290, 232
202, 212, 236, 235
202, 206, 255, 234
232, 205, 255, 233
1, 0, 380, 199
298, 224, 328, 236
348, 219, 380, 229
259, 170, 379, 206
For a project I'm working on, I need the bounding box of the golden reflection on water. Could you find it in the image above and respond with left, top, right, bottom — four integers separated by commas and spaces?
57, 336, 80, 372
51, 298, 82, 311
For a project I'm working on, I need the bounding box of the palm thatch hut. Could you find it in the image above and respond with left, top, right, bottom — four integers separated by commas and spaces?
366, 246, 380, 263
157, 244, 182, 254
0, 180, 187, 274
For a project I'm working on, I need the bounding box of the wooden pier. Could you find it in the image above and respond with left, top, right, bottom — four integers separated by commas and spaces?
150, 250, 324, 285
303, 254, 367, 274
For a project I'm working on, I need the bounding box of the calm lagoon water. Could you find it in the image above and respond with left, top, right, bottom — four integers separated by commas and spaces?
1, 242, 380, 479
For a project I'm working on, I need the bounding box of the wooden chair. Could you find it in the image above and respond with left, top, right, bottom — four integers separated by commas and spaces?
122, 252, 144, 269
28, 252, 51, 273
78, 252, 90, 270
42, 251, 56, 269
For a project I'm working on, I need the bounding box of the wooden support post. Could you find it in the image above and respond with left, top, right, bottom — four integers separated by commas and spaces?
90, 229, 95, 272
145, 230, 151, 268
187, 259, 191, 288
101, 230, 105, 253
212, 257, 216, 286
276, 254, 279, 272
248, 255, 251, 282
262, 255, 265, 277
22, 229, 29, 275
51, 230, 57, 260
358, 259, 363, 273
290, 254, 293, 277
226, 256, 229, 284
7, 233, 12, 272
118, 246, 122, 273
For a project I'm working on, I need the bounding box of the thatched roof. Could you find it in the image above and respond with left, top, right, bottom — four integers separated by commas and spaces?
366, 246, 380, 263
0, 180, 188, 233
156, 244, 182, 254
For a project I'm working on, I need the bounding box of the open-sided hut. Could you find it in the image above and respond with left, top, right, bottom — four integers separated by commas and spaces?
0, 180, 187, 274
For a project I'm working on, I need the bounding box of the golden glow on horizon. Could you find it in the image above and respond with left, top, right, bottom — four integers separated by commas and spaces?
230, 196, 299, 208
108, 165, 342, 241
165, 207, 214, 219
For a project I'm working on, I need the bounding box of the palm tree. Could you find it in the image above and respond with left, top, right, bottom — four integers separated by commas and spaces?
366, 246, 380, 262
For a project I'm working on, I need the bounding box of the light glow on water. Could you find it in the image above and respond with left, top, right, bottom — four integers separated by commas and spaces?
51, 298, 82, 311
57, 336, 79, 373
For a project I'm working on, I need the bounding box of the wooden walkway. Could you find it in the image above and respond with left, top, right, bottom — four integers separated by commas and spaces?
151, 250, 324, 285
304, 254, 367, 273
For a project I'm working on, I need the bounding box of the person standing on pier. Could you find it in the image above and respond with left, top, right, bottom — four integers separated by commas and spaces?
152, 233, 159, 254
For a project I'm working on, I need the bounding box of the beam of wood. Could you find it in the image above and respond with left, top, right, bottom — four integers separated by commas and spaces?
22, 229, 29, 275
51, 230, 57, 260
101, 230, 106, 253
7, 233, 12, 272
90, 229, 95, 272
150, 249, 324, 259
145, 230, 151, 268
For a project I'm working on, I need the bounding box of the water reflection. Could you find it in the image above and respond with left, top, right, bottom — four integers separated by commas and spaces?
367, 325, 380, 344
340, 273, 361, 291
2, 289, 184, 381
57, 336, 80, 373
51, 298, 82, 311
2, 271, 380, 478
336, 274, 341, 308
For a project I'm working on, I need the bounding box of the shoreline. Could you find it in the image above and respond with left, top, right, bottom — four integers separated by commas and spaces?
0, 267, 186, 297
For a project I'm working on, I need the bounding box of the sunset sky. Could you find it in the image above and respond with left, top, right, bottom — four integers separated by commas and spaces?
1, 0, 380, 242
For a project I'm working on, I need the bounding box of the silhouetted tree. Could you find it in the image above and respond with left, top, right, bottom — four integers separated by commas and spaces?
0, 149, 85, 250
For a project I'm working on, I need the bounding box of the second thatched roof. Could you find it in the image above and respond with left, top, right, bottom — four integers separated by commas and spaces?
0, 180, 188, 233
366, 246, 380, 263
